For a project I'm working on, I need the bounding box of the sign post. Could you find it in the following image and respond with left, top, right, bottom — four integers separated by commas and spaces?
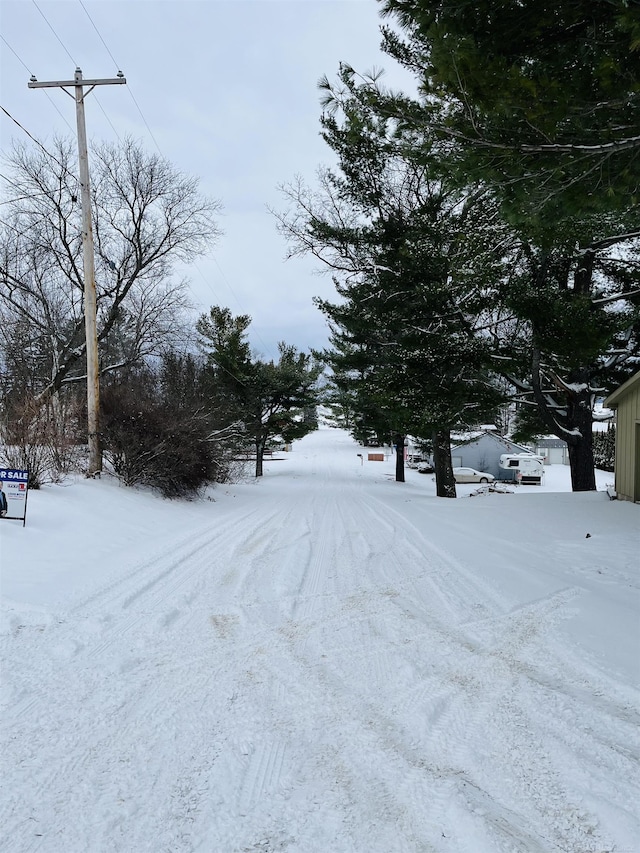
0, 469, 29, 527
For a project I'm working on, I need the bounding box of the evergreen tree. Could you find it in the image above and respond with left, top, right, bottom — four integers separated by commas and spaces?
279, 74, 506, 496
197, 307, 322, 477
486, 221, 640, 490
592, 425, 616, 472
298, 1, 640, 492
380, 0, 640, 223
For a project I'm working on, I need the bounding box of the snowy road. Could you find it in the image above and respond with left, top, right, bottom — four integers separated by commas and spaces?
1, 429, 639, 852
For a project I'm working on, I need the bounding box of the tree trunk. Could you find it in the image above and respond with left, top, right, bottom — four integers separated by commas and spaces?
254, 436, 264, 477
393, 433, 405, 482
566, 385, 597, 491
432, 428, 457, 498
565, 255, 597, 491
568, 438, 597, 492
530, 347, 597, 493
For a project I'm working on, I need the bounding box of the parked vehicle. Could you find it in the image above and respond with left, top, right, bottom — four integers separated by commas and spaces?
417, 461, 434, 474
498, 454, 545, 484
453, 467, 495, 484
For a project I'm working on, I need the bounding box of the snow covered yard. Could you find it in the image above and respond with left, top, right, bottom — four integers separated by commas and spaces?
1, 428, 638, 853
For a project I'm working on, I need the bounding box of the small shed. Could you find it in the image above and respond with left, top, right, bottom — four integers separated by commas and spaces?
604, 371, 640, 503
535, 437, 570, 465
451, 431, 534, 480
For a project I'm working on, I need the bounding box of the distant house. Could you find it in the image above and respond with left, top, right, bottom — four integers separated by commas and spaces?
450, 430, 534, 480
535, 437, 570, 466
604, 371, 640, 503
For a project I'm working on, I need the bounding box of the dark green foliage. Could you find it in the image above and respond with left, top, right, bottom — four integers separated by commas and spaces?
510, 403, 550, 447
274, 0, 639, 492
380, 0, 640, 225
494, 233, 640, 489
593, 425, 616, 472
371, 0, 640, 491
197, 307, 322, 476
280, 74, 507, 493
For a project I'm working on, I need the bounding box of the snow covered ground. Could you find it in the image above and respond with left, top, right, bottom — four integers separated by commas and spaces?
1, 427, 638, 853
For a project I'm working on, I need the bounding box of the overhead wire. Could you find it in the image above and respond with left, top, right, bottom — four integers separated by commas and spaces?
30, 0, 123, 141
31, 0, 77, 66
78, 0, 162, 155
0, 105, 79, 187
0, 35, 75, 134
0, 217, 30, 237
77, 0, 118, 68
4, 1, 277, 373
0, 33, 77, 186
0, 170, 58, 205
74, 0, 278, 361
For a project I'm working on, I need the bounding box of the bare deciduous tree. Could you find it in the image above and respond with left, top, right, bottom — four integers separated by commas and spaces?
0, 136, 222, 402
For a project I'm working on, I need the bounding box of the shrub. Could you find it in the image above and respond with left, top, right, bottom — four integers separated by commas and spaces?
101, 369, 236, 498
0, 392, 84, 487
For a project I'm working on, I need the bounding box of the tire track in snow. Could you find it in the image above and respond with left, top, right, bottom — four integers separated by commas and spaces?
0, 505, 292, 853
202, 625, 445, 852
287, 490, 627, 853
238, 740, 288, 814
107, 478, 636, 852
1, 620, 262, 853
13, 490, 344, 848
228, 497, 455, 846
74, 504, 281, 660
3, 442, 635, 852
161, 485, 448, 850
291, 494, 336, 621
226, 488, 359, 625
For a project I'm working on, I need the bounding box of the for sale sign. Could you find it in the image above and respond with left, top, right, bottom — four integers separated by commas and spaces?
0, 469, 29, 526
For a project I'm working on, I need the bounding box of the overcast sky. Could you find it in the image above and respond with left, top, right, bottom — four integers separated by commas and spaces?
0, 0, 412, 359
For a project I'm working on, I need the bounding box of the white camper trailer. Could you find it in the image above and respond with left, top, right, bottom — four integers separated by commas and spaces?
499, 453, 545, 484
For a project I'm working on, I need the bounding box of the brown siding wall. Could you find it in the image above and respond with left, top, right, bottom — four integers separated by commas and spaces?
614, 384, 640, 502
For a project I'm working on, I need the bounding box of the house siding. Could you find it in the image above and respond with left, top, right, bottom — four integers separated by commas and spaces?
605, 372, 640, 503
451, 432, 534, 480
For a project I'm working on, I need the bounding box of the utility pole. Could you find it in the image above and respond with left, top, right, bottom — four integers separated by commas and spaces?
29, 68, 126, 475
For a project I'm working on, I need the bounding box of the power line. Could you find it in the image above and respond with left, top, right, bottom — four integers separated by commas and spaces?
0, 195, 50, 206
28, 68, 127, 474
31, 0, 77, 66
73, 0, 272, 358
0, 171, 62, 204
78, 0, 119, 70
93, 98, 122, 141
77, 0, 162, 154
0, 104, 79, 185
0, 104, 44, 149
0, 34, 32, 74
7, 2, 277, 370
195, 257, 279, 361
0, 217, 35, 238
0, 34, 74, 133
0, 172, 23, 191
28, 1, 122, 141
71, 0, 267, 357
125, 88, 163, 155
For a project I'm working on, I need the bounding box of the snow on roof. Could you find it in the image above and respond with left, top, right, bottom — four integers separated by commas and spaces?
451, 430, 532, 453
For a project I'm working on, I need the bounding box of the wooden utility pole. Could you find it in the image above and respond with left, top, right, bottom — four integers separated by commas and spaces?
29, 68, 126, 474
